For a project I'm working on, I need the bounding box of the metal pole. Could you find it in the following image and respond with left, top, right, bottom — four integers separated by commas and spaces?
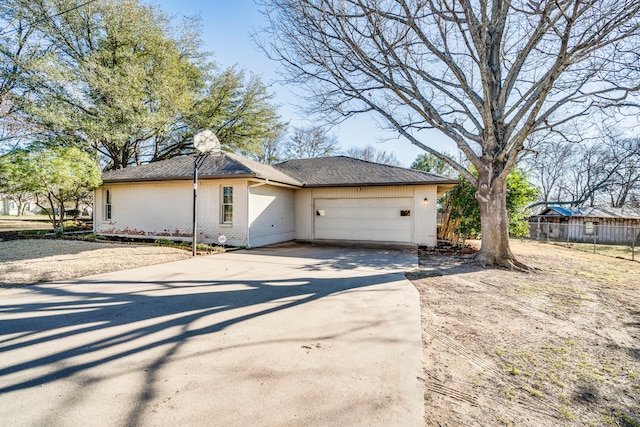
192, 157, 198, 257
633, 228, 636, 262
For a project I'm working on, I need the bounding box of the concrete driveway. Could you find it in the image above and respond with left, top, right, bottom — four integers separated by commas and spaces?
0, 244, 423, 426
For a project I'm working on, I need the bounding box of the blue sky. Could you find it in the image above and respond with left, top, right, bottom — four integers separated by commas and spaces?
151, 0, 450, 166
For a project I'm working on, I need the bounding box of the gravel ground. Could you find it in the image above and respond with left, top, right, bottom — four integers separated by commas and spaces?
0, 239, 191, 287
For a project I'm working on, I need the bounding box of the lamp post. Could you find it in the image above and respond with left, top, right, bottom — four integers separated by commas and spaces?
192, 129, 221, 256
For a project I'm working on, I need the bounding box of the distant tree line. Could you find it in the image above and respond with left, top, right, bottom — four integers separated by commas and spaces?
523, 137, 640, 209
253, 124, 401, 166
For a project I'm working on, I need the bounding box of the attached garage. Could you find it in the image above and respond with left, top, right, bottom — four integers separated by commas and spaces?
314, 197, 414, 243
275, 156, 457, 247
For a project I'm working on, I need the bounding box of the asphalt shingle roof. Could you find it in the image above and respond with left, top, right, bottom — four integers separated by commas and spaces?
101, 153, 457, 187
102, 152, 302, 186
273, 156, 457, 187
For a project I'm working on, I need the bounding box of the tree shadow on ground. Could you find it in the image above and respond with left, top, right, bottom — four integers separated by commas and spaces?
0, 269, 403, 425
407, 253, 486, 279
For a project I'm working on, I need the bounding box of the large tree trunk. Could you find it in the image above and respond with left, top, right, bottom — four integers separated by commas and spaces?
474, 178, 527, 269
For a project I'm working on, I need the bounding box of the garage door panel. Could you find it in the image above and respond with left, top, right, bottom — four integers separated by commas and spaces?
314, 198, 414, 243
318, 198, 412, 208
315, 219, 412, 232
317, 210, 405, 221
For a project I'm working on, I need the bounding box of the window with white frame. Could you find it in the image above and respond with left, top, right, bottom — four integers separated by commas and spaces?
584, 221, 597, 235
104, 189, 112, 220
221, 186, 233, 223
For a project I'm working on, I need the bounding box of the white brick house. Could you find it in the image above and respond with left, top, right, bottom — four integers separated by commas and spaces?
95, 152, 456, 248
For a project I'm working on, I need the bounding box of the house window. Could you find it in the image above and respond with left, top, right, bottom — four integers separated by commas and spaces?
584, 221, 597, 235
221, 186, 233, 223
104, 189, 112, 220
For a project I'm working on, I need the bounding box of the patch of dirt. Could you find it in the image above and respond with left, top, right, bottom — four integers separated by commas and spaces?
0, 239, 191, 287
409, 240, 640, 426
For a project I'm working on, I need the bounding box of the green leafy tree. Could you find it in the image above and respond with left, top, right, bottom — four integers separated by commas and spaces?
445, 168, 539, 240
23, 145, 102, 229
171, 69, 285, 162
0, 149, 36, 215
411, 153, 456, 178
0, 0, 43, 146
19, 0, 282, 169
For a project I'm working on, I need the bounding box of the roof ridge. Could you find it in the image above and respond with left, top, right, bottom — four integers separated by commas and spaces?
273, 155, 458, 187
276, 155, 453, 180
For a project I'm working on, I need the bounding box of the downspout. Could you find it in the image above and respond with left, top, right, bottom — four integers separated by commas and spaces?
246, 179, 270, 248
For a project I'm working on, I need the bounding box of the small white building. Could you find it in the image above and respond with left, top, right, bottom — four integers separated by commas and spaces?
94, 152, 456, 248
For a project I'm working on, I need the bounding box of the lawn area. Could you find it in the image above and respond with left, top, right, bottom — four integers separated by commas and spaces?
410, 240, 639, 426
0, 239, 191, 287
0, 215, 53, 232
569, 241, 637, 261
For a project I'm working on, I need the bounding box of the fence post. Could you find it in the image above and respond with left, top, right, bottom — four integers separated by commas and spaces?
547, 222, 550, 244
633, 227, 636, 262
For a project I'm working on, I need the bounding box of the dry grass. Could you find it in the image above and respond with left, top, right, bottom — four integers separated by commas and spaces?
0, 239, 191, 287
568, 241, 637, 261
412, 240, 640, 426
0, 217, 52, 232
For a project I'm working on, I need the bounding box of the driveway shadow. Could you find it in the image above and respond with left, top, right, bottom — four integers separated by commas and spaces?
0, 270, 404, 425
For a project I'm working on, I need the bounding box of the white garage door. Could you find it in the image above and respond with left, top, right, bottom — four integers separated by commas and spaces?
314, 198, 414, 243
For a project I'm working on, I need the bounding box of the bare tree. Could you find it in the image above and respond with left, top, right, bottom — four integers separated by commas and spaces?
562, 144, 613, 207
282, 126, 339, 159
525, 135, 640, 209
410, 152, 457, 177
606, 138, 640, 208
259, 0, 640, 268
251, 126, 287, 164
344, 144, 401, 166
525, 139, 574, 206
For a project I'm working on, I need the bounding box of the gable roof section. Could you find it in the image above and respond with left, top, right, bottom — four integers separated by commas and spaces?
274, 156, 457, 187
101, 152, 302, 186
540, 206, 640, 220
101, 153, 457, 188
